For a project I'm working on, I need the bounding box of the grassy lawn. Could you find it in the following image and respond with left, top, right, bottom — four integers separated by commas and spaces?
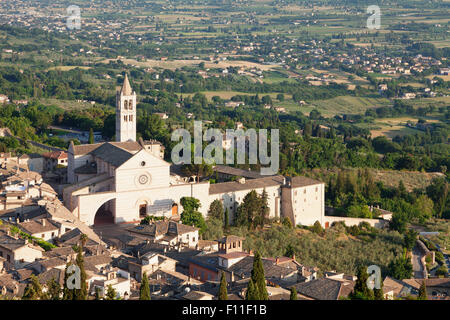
306, 96, 391, 117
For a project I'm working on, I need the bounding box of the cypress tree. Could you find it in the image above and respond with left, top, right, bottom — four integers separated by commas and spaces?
47, 277, 61, 300
351, 265, 374, 300
374, 277, 384, 300
74, 245, 87, 300
245, 280, 259, 300
290, 287, 298, 300
140, 272, 151, 300
88, 128, 94, 144
22, 275, 44, 300
62, 262, 74, 300
418, 281, 427, 300
105, 285, 117, 300
224, 208, 229, 230
95, 287, 101, 300
218, 271, 228, 300
250, 251, 268, 300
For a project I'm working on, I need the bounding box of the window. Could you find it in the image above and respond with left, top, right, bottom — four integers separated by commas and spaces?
129, 100, 133, 110
41, 234, 45, 238
304, 189, 306, 194
7, 255, 10, 263
192, 237, 195, 242
315, 187, 318, 192
124, 115, 127, 121
124, 100, 128, 109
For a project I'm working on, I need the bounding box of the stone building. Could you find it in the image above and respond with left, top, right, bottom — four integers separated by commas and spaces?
63, 75, 325, 228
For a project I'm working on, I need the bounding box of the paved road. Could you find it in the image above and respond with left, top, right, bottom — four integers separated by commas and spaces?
412, 246, 426, 279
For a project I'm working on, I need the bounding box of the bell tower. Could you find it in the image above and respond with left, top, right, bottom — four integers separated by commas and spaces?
116, 74, 137, 142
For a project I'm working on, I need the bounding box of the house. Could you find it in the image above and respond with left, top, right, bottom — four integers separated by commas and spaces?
18, 154, 44, 173
42, 151, 68, 172
63, 75, 325, 228
127, 221, 199, 249
0, 229, 44, 270
292, 277, 355, 300
15, 218, 61, 242
90, 268, 131, 299
188, 235, 308, 284
154, 113, 169, 120
0, 95, 9, 104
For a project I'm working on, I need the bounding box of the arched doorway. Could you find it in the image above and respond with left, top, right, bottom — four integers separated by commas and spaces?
94, 199, 115, 225
139, 202, 148, 218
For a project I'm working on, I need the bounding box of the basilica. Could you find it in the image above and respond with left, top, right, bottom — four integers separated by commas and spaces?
63, 75, 325, 227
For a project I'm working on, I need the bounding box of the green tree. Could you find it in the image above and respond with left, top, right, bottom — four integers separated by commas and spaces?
180, 197, 201, 212
88, 128, 94, 144
22, 275, 44, 300
105, 285, 117, 300
224, 208, 229, 230
62, 262, 74, 300
418, 281, 427, 300
95, 287, 101, 300
245, 280, 259, 300
218, 271, 228, 300
74, 245, 87, 300
290, 287, 298, 300
47, 277, 61, 300
181, 210, 207, 234
250, 251, 268, 300
208, 199, 224, 222
389, 256, 413, 280
350, 266, 374, 300
374, 277, 384, 300
403, 229, 418, 252
311, 221, 324, 235
140, 272, 151, 300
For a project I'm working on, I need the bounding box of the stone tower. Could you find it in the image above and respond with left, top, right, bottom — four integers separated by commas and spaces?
115, 74, 137, 142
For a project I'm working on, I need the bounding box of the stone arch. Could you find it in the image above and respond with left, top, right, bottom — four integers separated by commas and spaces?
93, 198, 116, 225
78, 193, 117, 226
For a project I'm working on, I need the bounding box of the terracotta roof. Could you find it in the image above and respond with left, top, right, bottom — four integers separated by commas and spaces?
218, 235, 244, 244
90, 142, 134, 167
72, 143, 103, 156
293, 278, 354, 300
213, 165, 265, 179
38, 268, 65, 286
120, 74, 133, 96
42, 151, 67, 160
128, 221, 198, 238
209, 175, 285, 195
289, 176, 324, 188
17, 219, 59, 235
218, 252, 249, 259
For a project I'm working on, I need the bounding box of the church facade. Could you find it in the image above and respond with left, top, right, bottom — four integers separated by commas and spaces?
63, 75, 325, 227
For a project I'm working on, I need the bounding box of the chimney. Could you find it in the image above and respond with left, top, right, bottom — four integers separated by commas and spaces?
41, 219, 46, 227
292, 254, 296, 261
276, 257, 280, 265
